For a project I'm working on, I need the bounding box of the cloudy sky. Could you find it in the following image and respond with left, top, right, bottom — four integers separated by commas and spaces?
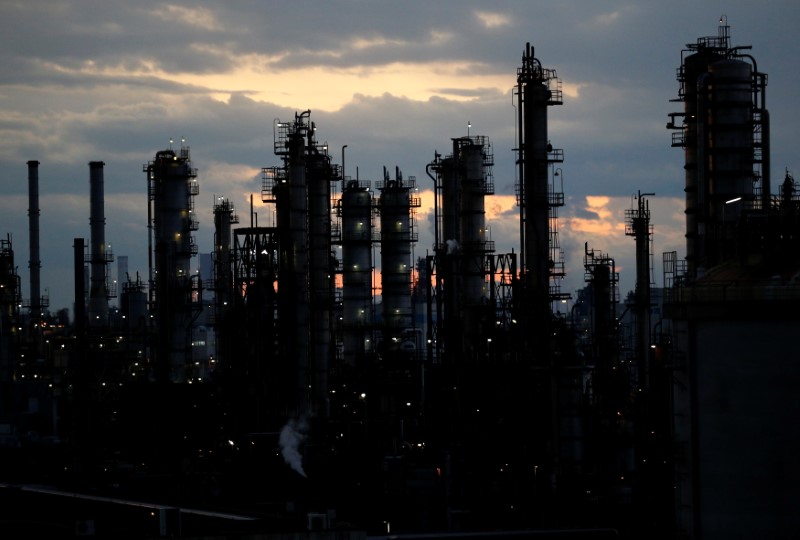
1, 0, 798, 313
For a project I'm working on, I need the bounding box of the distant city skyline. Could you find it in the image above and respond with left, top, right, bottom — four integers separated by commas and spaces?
1, 1, 798, 312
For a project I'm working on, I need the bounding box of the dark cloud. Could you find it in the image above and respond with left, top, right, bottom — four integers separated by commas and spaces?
428, 87, 504, 99
1, 0, 799, 310
574, 207, 601, 221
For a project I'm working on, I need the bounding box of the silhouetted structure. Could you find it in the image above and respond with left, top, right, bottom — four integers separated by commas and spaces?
665, 19, 800, 539
2, 24, 799, 540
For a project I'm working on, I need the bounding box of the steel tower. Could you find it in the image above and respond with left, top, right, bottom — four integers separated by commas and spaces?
515, 43, 565, 354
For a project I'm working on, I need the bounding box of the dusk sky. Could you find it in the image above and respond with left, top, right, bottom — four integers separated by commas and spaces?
1, 1, 798, 312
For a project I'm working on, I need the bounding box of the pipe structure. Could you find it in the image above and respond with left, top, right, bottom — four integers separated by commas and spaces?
88, 161, 110, 325
27, 160, 41, 321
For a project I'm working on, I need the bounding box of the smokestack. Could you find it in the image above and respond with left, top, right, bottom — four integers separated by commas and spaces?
88, 161, 109, 324
27, 160, 41, 319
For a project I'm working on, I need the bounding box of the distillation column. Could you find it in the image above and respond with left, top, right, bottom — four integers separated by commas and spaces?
437, 138, 494, 360
457, 138, 493, 338
275, 115, 312, 413
434, 153, 461, 364
625, 194, 653, 390
146, 144, 199, 382
340, 180, 373, 366
308, 147, 335, 417
213, 198, 236, 318
378, 168, 419, 350
213, 197, 237, 365
668, 21, 768, 277
516, 42, 563, 353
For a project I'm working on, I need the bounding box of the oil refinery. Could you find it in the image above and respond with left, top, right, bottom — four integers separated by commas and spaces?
0, 20, 798, 540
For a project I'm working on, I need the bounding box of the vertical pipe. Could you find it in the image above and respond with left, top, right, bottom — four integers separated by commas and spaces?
72, 237, 88, 474
517, 58, 526, 277
762, 109, 770, 209
633, 197, 652, 391
27, 160, 41, 320
147, 163, 154, 309
73, 238, 86, 335
341, 145, 348, 191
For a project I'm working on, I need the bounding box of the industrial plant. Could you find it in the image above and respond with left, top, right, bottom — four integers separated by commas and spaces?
1, 20, 798, 540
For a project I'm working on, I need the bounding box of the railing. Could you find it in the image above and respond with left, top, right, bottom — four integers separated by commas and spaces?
666, 280, 800, 305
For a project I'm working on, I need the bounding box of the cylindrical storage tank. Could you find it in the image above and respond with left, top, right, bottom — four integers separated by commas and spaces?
341, 181, 373, 365
88, 161, 109, 325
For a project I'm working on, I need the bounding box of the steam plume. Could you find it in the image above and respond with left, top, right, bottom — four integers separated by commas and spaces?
446, 239, 460, 254
279, 416, 308, 478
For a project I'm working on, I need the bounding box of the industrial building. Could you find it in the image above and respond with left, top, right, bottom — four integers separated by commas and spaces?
0, 23, 797, 539
664, 19, 800, 539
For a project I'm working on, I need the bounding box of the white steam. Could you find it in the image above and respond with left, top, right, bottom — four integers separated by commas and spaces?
279, 416, 309, 478
446, 239, 460, 254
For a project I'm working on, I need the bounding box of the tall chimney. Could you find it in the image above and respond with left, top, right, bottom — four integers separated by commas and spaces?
27, 160, 41, 320
88, 161, 109, 324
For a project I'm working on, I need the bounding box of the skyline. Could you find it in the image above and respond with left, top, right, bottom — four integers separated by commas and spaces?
1, 1, 799, 312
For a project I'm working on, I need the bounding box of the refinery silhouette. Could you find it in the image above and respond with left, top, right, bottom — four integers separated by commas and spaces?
1, 21, 799, 540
